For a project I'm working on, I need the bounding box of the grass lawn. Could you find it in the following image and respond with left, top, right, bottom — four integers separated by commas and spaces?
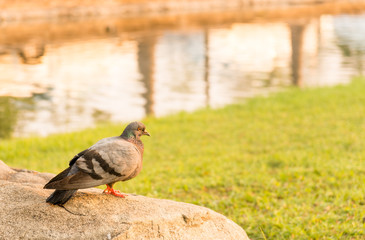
1, 78, 365, 239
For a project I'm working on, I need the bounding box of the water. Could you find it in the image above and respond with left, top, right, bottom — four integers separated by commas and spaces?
0, 12, 365, 138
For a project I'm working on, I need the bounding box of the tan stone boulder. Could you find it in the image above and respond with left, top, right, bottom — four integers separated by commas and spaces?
0, 160, 249, 240
0, 159, 16, 178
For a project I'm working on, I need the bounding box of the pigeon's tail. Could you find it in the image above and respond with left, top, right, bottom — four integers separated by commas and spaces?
46, 190, 77, 205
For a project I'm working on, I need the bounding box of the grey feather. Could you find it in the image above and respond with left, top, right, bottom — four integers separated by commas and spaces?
77, 137, 141, 181
44, 122, 149, 204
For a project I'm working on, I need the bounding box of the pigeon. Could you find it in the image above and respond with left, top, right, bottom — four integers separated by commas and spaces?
44, 121, 150, 205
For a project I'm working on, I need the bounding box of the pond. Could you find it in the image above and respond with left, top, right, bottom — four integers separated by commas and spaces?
0, 11, 364, 138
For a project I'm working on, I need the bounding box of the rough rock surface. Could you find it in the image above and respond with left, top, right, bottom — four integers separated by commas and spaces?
0, 160, 249, 240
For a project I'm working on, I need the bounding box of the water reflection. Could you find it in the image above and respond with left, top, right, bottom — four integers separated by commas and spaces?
0, 97, 17, 138
138, 34, 157, 116
0, 13, 365, 137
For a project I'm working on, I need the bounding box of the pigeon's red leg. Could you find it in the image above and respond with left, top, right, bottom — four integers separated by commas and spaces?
110, 188, 127, 198
103, 183, 127, 198
103, 185, 112, 194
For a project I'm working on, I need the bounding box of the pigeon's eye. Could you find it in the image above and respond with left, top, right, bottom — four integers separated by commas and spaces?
137, 127, 141, 131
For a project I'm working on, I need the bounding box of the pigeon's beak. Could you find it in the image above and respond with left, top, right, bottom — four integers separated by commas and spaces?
143, 131, 151, 137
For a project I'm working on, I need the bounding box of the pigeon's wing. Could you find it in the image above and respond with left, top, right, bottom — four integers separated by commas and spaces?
44, 167, 72, 189
69, 149, 88, 166
43, 170, 106, 190
45, 137, 142, 190
44, 149, 88, 189
76, 137, 142, 181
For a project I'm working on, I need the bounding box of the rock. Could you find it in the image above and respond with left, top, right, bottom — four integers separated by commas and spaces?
0, 159, 15, 179
8, 169, 55, 184
7, 171, 49, 184
0, 160, 55, 184
0, 160, 249, 240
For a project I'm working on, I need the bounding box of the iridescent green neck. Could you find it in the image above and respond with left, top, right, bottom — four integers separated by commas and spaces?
121, 131, 135, 140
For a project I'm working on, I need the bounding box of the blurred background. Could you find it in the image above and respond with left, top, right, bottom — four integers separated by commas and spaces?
1, 0, 365, 138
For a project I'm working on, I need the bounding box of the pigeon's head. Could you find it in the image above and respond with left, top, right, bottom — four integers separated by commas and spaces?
121, 121, 150, 139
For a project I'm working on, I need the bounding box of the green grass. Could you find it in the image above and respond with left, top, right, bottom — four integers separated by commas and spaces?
1, 78, 365, 239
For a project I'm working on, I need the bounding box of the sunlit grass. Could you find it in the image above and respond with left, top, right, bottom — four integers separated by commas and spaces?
1, 78, 365, 239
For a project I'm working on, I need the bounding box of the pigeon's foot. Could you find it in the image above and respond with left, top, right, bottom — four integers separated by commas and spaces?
110, 189, 127, 198
103, 185, 127, 198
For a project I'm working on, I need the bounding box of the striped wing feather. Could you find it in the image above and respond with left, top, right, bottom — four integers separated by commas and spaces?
45, 136, 142, 190
44, 171, 106, 190
77, 137, 141, 179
